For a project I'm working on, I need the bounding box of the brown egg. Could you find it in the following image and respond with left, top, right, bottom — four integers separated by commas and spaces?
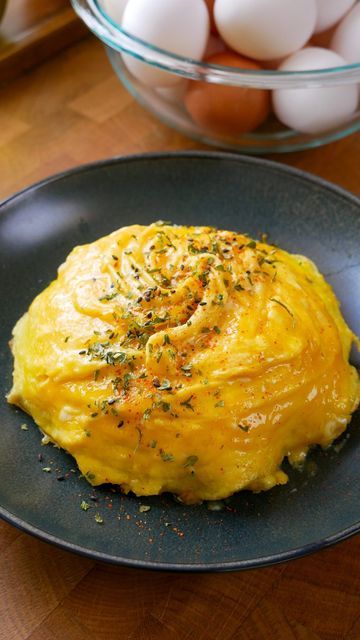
310, 25, 337, 48
204, 34, 228, 59
204, 0, 218, 34
185, 52, 271, 136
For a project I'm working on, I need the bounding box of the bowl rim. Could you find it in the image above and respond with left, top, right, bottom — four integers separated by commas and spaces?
72, 0, 360, 89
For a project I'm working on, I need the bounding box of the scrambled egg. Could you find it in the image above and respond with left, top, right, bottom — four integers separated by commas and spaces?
8, 223, 360, 503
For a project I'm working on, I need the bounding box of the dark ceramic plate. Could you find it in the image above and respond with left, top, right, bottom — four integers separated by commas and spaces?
0, 152, 359, 572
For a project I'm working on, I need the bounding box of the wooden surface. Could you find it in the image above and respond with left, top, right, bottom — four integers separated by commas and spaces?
0, 0, 87, 84
1, 36, 360, 640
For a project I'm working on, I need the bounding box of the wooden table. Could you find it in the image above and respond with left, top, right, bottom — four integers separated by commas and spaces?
0, 36, 360, 640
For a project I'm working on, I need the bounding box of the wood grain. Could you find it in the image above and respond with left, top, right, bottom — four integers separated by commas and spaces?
0, 0, 87, 84
1, 0, 68, 36
0, 536, 93, 640
0, 36, 359, 640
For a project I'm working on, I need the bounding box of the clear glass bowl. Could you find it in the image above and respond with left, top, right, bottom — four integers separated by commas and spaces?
72, 0, 360, 154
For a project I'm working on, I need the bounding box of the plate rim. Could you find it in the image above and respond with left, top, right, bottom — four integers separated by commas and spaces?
0, 502, 359, 572
1, 150, 359, 572
1, 150, 360, 212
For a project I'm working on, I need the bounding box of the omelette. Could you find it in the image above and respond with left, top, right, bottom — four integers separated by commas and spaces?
8, 222, 360, 504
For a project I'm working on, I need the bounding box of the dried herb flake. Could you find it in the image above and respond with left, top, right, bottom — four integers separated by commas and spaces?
184, 455, 199, 468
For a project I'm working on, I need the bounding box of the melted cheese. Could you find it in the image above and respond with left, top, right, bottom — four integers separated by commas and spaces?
8, 223, 360, 503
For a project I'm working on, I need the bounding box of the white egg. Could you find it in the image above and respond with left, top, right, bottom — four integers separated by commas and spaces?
331, 3, 360, 64
214, 0, 317, 61
273, 48, 358, 135
121, 0, 209, 87
314, 0, 356, 34
101, 0, 129, 25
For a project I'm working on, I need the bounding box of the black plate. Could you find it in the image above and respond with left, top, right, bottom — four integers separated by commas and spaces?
0, 152, 359, 572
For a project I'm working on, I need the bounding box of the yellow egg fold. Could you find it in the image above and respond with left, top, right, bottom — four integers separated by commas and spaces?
8, 222, 360, 503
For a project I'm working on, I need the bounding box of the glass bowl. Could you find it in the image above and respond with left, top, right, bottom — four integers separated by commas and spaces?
72, 0, 360, 154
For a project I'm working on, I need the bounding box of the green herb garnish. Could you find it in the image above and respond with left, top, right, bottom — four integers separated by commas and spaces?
180, 395, 195, 411
139, 505, 151, 513
184, 455, 199, 468
270, 297, 294, 318
161, 451, 175, 462
157, 379, 172, 391
143, 408, 152, 421
180, 364, 192, 377
99, 292, 118, 302
158, 401, 171, 412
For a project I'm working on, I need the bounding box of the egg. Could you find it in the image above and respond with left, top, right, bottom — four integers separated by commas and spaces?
185, 52, 270, 136
331, 3, 360, 64
314, 0, 356, 34
100, 0, 129, 24
310, 25, 338, 50
121, 0, 209, 87
8, 222, 360, 503
214, 0, 317, 61
273, 47, 358, 135
204, 34, 227, 59
204, 0, 218, 34
156, 81, 188, 105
